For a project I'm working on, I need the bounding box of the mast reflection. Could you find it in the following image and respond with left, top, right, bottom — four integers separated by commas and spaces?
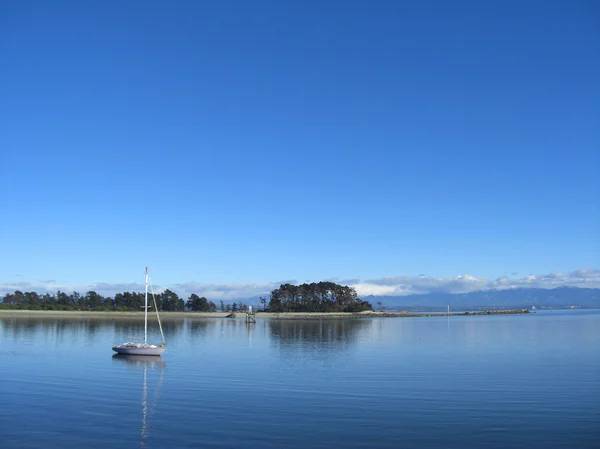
112, 354, 165, 447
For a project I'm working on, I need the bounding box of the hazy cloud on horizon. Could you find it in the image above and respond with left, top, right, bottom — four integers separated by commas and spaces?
1, 269, 598, 300
354, 269, 600, 297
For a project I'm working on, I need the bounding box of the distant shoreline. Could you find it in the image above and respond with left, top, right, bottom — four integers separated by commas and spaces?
0, 309, 530, 320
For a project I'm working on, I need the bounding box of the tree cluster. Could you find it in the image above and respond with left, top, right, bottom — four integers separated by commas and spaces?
267, 282, 372, 313
0, 290, 216, 312
218, 300, 249, 313
0, 281, 372, 314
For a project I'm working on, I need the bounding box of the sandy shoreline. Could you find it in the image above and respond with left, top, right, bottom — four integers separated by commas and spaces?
0, 309, 529, 320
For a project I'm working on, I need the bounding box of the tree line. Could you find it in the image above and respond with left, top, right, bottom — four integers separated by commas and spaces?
0, 282, 371, 313
0, 290, 218, 312
266, 282, 372, 313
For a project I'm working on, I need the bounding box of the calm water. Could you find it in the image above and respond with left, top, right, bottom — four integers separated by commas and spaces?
1, 310, 599, 448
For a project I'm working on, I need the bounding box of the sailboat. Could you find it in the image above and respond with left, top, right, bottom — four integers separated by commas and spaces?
112, 267, 166, 356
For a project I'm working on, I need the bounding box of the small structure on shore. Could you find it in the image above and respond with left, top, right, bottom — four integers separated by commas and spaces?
246, 306, 256, 323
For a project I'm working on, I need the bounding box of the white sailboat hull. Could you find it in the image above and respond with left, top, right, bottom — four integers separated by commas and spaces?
112, 343, 166, 356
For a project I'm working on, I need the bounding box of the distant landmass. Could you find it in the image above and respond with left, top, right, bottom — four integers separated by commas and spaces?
363, 287, 600, 310
195, 287, 600, 311
2, 286, 598, 312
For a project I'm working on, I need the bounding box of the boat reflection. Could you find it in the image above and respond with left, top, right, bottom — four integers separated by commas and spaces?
112, 353, 167, 368
112, 354, 165, 447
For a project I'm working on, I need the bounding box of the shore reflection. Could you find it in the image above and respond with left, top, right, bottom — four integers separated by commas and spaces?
267, 319, 373, 367
268, 319, 372, 345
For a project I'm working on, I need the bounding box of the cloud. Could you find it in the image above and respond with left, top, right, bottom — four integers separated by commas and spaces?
337, 278, 361, 285
0, 281, 147, 298
273, 279, 298, 286
324, 278, 361, 285
2, 281, 34, 290
568, 268, 600, 279
0, 279, 279, 301
354, 269, 600, 297
168, 281, 298, 301
1, 269, 599, 300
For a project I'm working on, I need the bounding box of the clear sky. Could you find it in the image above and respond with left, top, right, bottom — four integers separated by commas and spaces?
1, 1, 599, 299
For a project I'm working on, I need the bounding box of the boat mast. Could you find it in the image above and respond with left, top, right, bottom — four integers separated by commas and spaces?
144, 267, 148, 345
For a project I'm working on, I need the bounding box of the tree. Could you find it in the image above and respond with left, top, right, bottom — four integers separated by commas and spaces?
72, 292, 82, 309
41, 293, 55, 309
260, 296, 267, 311
85, 291, 105, 310
23, 292, 41, 309
161, 289, 184, 311
103, 296, 115, 310
186, 294, 214, 312
267, 282, 372, 313
113, 293, 127, 311
377, 301, 385, 312
56, 291, 72, 309
1, 287, 247, 314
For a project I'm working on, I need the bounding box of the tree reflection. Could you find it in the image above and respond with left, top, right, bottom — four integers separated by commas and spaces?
268, 319, 372, 361
112, 318, 183, 343
1, 317, 107, 345
188, 319, 210, 338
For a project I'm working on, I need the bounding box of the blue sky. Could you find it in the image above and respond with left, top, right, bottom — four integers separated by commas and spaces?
1, 1, 598, 299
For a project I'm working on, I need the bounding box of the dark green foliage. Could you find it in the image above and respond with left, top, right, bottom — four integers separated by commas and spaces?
1, 289, 209, 312
161, 289, 185, 311
267, 282, 372, 313
185, 294, 217, 312
1, 281, 374, 313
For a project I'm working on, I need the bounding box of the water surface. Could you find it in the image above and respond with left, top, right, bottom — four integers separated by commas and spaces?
1, 310, 599, 448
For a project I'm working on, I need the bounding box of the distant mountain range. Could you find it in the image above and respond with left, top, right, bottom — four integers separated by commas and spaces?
363, 287, 600, 310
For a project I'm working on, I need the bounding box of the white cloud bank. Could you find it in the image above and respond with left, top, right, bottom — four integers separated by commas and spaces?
1, 269, 599, 300
353, 268, 600, 297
